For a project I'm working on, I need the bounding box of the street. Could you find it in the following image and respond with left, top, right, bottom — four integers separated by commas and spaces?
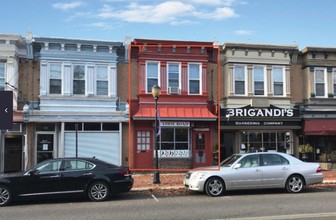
1, 185, 336, 220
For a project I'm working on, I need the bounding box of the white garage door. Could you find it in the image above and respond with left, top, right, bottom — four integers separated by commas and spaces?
64, 132, 120, 165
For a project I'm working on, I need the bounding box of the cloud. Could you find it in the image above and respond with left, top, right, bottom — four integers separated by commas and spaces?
189, 0, 236, 6
98, 1, 195, 24
234, 30, 253, 35
193, 7, 238, 20
53, 1, 83, 11
97, 1, 237, 24
66, 12, 93, 22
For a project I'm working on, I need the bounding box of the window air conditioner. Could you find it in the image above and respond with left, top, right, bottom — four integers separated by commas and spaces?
168, 87, 180, 94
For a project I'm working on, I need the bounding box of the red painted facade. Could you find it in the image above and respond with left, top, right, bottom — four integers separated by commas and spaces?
130, 39, 218, 170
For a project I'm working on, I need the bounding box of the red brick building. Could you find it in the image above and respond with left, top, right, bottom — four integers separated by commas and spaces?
129, 39, 218, 169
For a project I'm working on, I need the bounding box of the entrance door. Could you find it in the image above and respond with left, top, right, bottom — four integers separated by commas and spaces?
36, 133, 55, 164
193, 131, 209, 167
4, 136, 22, 173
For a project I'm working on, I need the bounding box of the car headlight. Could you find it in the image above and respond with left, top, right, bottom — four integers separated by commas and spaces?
191, 172, 207, 180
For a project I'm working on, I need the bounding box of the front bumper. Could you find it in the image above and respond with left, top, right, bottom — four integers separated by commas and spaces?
183, 178, 205, 192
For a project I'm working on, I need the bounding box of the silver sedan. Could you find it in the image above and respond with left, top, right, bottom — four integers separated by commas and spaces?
184, 152, 324, 196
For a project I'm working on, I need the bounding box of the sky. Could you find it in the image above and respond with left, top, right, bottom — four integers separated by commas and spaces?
2, 0, 336, 49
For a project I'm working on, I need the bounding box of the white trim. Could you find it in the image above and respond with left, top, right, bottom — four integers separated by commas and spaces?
233, 64, 247, 96
167, 62, 181, 92
145, 61, 160, 93
314, 67, 327, 98
272, 66, 285, 97
252, 65, 266, 96
188, 62, 202, 95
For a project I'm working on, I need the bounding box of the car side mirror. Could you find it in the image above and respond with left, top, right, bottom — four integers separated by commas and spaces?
233, 163, 241, 169
28, 169, 39, 176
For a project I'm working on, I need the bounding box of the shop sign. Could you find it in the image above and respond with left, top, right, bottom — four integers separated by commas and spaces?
155, 150, 189, 158
161, 121, 190, 127
221, 121, 301, 127
221, 105, 300, 118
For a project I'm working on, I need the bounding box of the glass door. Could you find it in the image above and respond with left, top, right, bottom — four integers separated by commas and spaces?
36, 133, 54, 164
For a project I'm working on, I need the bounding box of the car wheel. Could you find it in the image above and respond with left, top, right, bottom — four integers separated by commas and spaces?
88, 181, 110, 201
0, 185, 12, 207
205, 177, 225, 197
286, 175, 304, 193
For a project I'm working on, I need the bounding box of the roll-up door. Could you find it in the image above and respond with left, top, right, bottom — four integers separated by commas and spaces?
64, 132, 120, 165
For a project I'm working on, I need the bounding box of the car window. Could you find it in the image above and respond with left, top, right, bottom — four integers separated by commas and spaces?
239, 155, 259, 168
262, 154, 289, 166
35, 160, 61, 173
220, 154, 242, 167
63, 160, 94, 171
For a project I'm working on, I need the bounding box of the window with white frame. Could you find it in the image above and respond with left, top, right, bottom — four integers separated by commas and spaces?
168, 63, 180, 89
73, 65, 85, 95
315, 68, 326, 97
49, 64, 62, 94
234, 65, 246, 95
189, 63, 201, 94
137, 131, 150, 152
272, 67, 284, 96
96, 66, 108, 95
0, 63, 4, 91
253, 66, 265, 95
333, 69, 336, 96
146, 62, 159, 93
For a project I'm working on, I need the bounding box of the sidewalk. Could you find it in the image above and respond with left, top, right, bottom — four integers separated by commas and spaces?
131, 170, 336, 191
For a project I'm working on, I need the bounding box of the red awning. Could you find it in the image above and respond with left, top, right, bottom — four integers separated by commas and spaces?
133, 105, 216, 121
304, 120, 336, 135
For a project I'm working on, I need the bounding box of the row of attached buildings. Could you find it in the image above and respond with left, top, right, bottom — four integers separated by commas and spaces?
1, 32, 336, 173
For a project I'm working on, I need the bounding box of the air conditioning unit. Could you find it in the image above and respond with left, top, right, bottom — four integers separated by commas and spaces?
168, 87, 180, 94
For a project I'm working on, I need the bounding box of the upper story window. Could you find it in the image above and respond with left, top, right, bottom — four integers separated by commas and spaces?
272, 67, 284, 96
253, 66, 265, 96
49, 64, 62, 94
97, 66, 108, 95
314, 68, 327, 97
73, 65, 85, 95
0, 63, 4, 91
167, 63, 180, 89
146, 61, 159, 93
234, 65, 246, 95
188, 63, 201, 94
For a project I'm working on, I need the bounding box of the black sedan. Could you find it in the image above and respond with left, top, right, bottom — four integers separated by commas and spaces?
0, 157, 133, 206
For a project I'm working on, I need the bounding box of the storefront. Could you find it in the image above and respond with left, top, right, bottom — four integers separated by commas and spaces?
133, 101, 216, 169
303, 119, 336, 163
220, 105, 301, 159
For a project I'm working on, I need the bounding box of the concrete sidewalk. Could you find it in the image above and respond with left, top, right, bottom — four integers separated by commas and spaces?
131, 170, 336, 191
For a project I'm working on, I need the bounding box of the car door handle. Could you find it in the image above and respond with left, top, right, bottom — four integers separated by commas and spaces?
83, 172, 93, 176
255, 169, 262, 172
50, 174, 60, 178
282, 167, 288, 170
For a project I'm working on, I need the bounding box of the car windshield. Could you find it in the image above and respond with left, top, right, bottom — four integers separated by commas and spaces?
220, 154, 242, 167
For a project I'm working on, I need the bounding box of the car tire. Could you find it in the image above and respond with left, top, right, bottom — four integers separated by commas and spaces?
205, 177, 225, 197
0, 185, 12, 207
286, 175, 304, 193
88, 181, 110, 201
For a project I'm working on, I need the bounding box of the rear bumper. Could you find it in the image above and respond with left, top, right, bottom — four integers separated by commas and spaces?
112, 178, 134, 193
305, 173, 324, 185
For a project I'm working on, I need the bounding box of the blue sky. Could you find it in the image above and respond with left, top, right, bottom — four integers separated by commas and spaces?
3, 0, 336, 49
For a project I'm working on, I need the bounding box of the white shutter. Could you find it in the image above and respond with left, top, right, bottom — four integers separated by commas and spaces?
64, 132, 120, 165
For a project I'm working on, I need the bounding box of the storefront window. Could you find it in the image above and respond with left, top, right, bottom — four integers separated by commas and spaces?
160, 128, 189, 151
240, 131, 291, 153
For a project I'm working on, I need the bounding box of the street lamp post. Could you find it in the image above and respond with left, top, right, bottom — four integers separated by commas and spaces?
152, 85, 161, 184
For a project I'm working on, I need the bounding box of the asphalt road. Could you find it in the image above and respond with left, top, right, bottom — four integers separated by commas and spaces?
2, 185, 336, 220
